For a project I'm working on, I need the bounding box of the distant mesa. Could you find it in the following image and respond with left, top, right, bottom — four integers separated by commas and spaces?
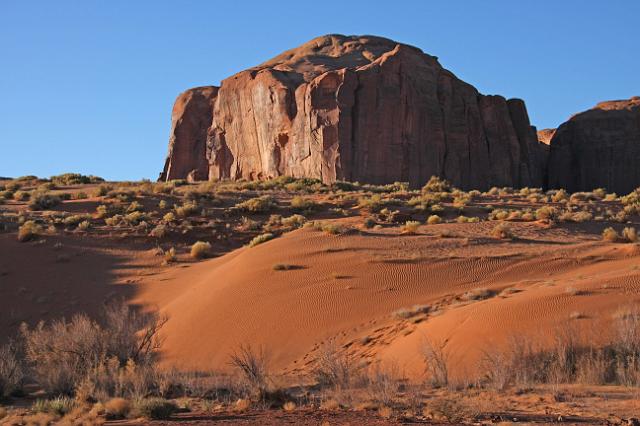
159, 34, 638, 193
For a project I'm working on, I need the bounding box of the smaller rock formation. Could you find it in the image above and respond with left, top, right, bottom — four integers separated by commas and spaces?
547, 97, 640, 194
160, 87, 218, 181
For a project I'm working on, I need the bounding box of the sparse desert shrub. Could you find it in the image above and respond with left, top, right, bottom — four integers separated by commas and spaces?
149, 224, 167, 238
190, 241, 211, 259
535, 206, 558, 221
422, 176, 451, 193
104, 397, 130, 419
50, 173, 104, 186
311, 221, 348, 235
77, 220, 91, 231
174, 201, 199, 217
229, 345, 271, 398
551, 189, 569, 202
392, 304, 429, 320
363, 217, 376, 229
63, 214, 91, 227
281, 214, 306, 228
158, 199, 167, 209
13, 190, 30, 201
290, 196, 318, 212
162, 212, 176, 223
29, 191, 61, 210
622, 226, 638, 243
235, 196, 276, 214
422, 338, 449, 388
163, 247, 177, 264
427, 215, 441, 225
127, 201, 144, 213
461, 288, 495, 301
131, 398, 177, 420
313, 340, 363, 390
17, 220, 42, 242
32, 396, 76, 416
491, 222, 513, 239
272, 263, 295, 271
400, 220, 421, 235
249, 232, 274, 247
282, 401, 296, 412
21, 300, 166, 396
602, 227, 619, 242
0, 341, 25, 398
488, 209, 509, 220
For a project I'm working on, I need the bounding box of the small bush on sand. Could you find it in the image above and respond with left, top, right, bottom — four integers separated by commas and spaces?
104, 397, 130, 419
602, 227, 619, 242
400, 220, 421, 235
50, 173, 104, 186
461, 288, 495, 301
311, 221, 348, 235
0, 341, 25, 398
32, 396, 76, 416
535, 206, 558, 221
392, 304, 430, 320
190, 241, 211, 259
551, 189, 569, 202
235, 196, 276, 214
229, 344, 271, 398
422, 176, 451, 193
282, 401, 296, 412
163, 247, 177, 264
29, 191, 61, 210
174, 201, 199, 218
622, 226, 638, 243
427, 215, 441, 225
17, 220, 42, 242
290, 196, 318, 212
249, 233, 274, 247
281, 214, 306, 228
491, 222, 513, 239
313, 340, 363, 390
131, 398, 177, 420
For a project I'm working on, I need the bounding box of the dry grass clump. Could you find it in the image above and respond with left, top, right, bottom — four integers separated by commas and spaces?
290, 196, 318, 212
392, 304, 430, 320
282, 401, 296, 412
602, 227, 619, 242
491, 222, 513, 239
190, 241, 212, 259
174, 201, 199, 217
400, 220, 421, 235
163, 247, 177, 264
422, 176, 451, 193
456, 215, 479, 223
249, 233, 274, 247
32, 396, 76, 416
17, 220, 42, 242
622, 226, 638, 242
551, 189, 569, 202
272, 263, 296, 271
426, 215, 441, 225
235, 196, 276, 213
535, 205, 558, 220
311, 221, 349, 235
131, 398, 178, 420
103, 397, 130, 419
29, 191, 61, 210
280, 214, 306, 229
461, 288, 495, 301
51, 173, 104, 186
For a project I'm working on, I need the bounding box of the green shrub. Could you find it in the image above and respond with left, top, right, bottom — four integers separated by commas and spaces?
249, 233, 274, 247
32, 396, 76, 416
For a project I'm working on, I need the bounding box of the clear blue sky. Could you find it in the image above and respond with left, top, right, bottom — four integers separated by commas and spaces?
1, 1, 638, 180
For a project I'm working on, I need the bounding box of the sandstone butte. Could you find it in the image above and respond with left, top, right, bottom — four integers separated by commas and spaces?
160, 34, 639, 193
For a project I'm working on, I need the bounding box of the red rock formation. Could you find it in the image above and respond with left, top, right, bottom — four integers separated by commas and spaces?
547, 97, 640, 194
161, 35, 547, 189
160, 86, 218, 181
537, 128, 556, 145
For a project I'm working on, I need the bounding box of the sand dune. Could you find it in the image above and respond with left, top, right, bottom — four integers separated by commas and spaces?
131, 221, 640, 378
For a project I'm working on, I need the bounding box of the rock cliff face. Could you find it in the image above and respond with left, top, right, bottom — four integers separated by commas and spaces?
160, 35, 547, 189
547, 97, 640, 194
